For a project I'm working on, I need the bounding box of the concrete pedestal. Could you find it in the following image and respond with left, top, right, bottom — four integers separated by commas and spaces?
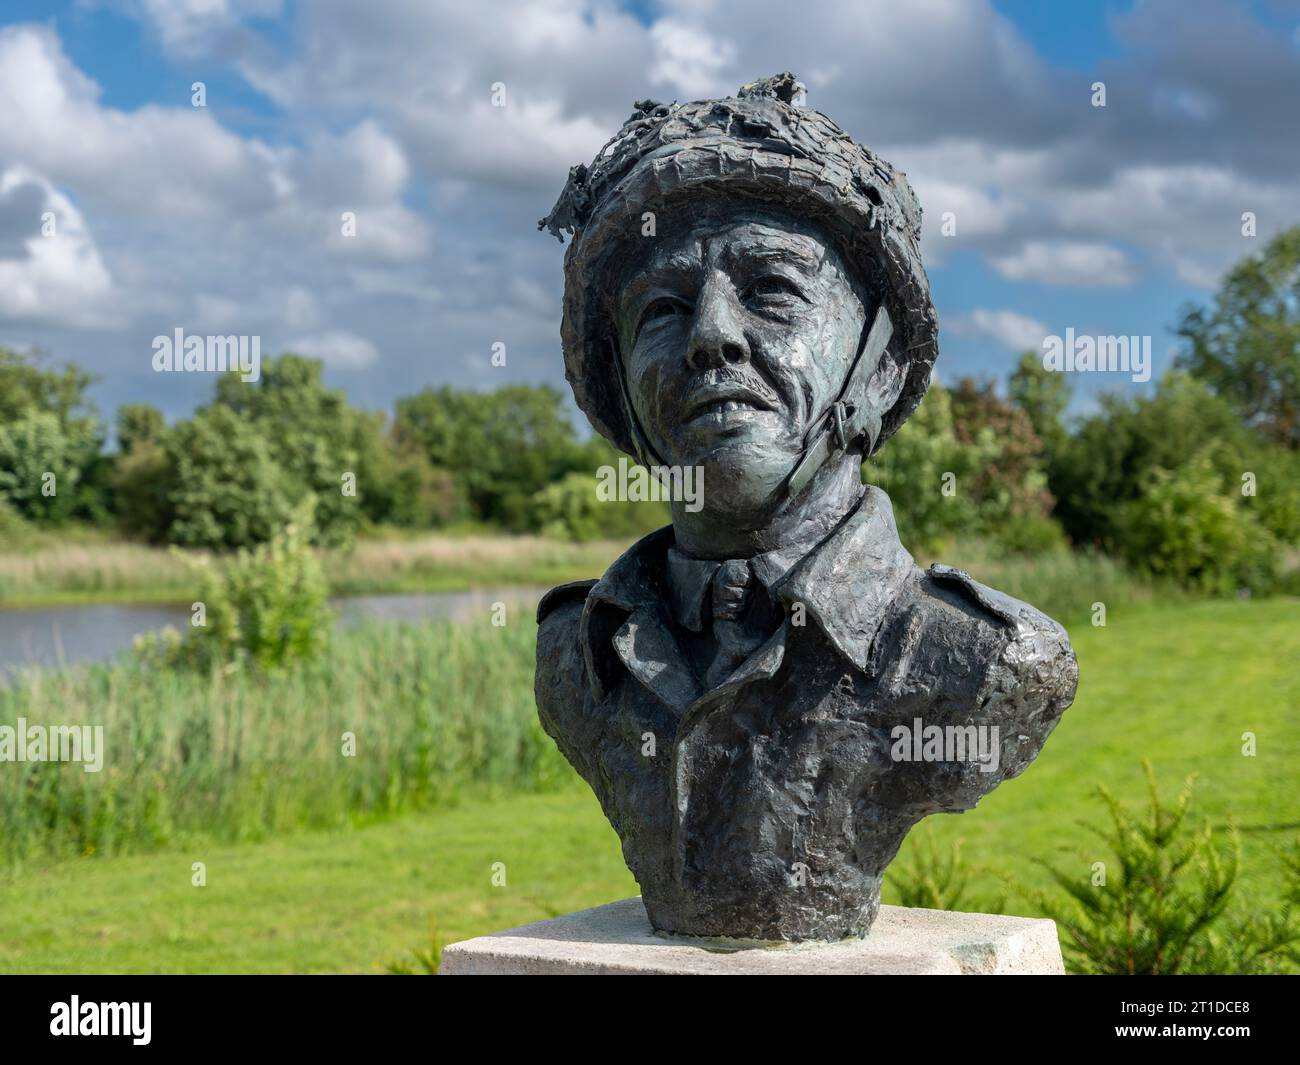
439, 897, 1065, 975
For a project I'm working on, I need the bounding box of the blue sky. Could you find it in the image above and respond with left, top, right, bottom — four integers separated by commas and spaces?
1, 0, 1298, 431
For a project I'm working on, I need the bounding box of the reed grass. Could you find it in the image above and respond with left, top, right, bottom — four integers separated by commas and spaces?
0, 618, 571, 866
924, 543, 1185, 627
0, 532, 626, 607
0, 535, 1200, 868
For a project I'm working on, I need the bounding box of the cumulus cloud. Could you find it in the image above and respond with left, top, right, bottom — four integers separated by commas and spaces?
0, 24, 285, 220
113, 0, 285, 58
2, 0, 1298, 417
649, 20, 736, 99
951, 309, 1050, 353
283, 330, 380, 370
0, 168, 113, 326
989, 241, 1139, 287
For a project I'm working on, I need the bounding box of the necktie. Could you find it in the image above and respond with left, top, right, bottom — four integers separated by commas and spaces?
704, 559, 765, 690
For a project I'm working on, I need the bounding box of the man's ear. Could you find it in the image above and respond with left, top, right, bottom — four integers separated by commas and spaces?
858, 349, 906, 456
865, 348, 906, 414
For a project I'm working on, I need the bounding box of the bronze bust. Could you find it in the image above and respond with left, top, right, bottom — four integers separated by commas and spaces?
535, 73, 1078, 941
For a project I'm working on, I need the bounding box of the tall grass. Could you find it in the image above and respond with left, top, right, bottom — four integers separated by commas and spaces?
919, 542, 1184, 626
0, 530, 626, 606
327, 533, 623, 596
0, 538, 1191, 867
0, 618, 572, 866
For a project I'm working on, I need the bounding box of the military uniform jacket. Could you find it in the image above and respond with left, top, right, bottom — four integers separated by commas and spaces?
535, 486, 1078, 940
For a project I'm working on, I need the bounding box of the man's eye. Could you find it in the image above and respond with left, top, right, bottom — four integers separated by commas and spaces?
743, 277, 800, 302
640, 297, 690, 327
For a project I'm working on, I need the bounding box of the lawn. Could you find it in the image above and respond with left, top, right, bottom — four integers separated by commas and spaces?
0, 595, 1295, 972
0, 789, 634, 975
898, 595, 1300, 916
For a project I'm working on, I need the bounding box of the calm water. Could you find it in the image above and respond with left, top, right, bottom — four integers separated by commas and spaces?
0, 589, 544, 677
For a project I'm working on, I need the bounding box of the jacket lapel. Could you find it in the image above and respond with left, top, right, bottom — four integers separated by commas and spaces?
580, 525, 701, 715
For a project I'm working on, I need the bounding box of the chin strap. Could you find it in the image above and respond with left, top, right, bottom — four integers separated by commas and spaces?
782, 304, 894, 502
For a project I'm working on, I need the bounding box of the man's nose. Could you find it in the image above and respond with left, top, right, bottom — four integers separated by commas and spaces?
686, 272, 749, 370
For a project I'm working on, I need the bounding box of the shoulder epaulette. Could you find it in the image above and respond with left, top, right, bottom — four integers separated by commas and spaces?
927, 564, 1029, 633
536, 579, 598, 624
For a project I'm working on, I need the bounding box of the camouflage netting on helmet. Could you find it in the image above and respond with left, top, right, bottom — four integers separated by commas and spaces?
539, 72, 938, 458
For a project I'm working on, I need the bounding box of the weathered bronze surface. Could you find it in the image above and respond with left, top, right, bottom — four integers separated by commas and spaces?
535, 73, 1078, 941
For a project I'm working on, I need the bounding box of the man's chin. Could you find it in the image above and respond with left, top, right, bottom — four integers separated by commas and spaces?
668, 445, 796, 526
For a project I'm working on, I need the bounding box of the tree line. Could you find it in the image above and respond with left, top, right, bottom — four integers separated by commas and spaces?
1, 228, 1298, 593
0, 348, 663, 550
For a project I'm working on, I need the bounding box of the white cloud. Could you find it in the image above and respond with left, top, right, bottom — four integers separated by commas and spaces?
950, 308, 1049, 352
0, 24, 286, 220
125, 0, 284, 58
989, 241, 1138, 287
292, 120, 411, 207
283, 330, 379, 369
1170, 254, 1224, 290
193, 285, 320, 331
0, 168, 112, 326
649, 20, 735, 99
2, 0, 1297, 419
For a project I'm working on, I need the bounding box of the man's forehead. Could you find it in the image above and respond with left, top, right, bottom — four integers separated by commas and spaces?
636, 217, 828, 276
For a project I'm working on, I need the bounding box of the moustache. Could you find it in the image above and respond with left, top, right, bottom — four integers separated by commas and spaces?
682, 366, 782, 416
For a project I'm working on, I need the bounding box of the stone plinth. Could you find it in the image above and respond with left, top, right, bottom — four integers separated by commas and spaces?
439, 897, 1065, 975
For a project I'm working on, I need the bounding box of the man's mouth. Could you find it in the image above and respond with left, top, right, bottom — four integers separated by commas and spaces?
684, 386, 777, 423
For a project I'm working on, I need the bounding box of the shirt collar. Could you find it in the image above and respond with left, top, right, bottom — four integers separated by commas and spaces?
663, 542, 803, 632
580, 485, 915, 702
771, 485, 916, 669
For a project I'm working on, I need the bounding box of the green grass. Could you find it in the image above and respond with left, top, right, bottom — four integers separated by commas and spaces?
0, 618, 567, 866
0, 595, 1295, 972
0, 790, 635, 974
0, 542, 1155, 866
883, 595, 1300, 917
918, 541, 1186, 628
0, 530, 625, 607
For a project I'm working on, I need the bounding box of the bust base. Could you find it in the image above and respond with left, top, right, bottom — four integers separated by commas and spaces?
439, 897, 1065, 975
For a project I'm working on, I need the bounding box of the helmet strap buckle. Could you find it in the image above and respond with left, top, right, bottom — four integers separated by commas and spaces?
782, 304, 894, 502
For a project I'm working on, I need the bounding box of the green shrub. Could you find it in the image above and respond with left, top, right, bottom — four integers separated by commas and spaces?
988, 512, 1068, 556
0, 411, 82, 523
1119, 452, 1276, 594
139, 503, 332, 672
1035, 763, 1241, 975
529, 470, 669, 543
0, 498, 34, 544
165, 406, 301, 549
0, 348, 105, 525
361, 442, 467, 529
888, 828, 972, 911
867, 384, 990, 554
111, 439, 176, 542
394, 384, 590, 528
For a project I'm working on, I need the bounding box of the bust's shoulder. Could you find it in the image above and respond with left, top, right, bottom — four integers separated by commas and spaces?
889, 562, 1078, 704
536, 578, 598, 627
535, 578, 596, 676
919, 564, 1066, 636
534, 579, 598, 738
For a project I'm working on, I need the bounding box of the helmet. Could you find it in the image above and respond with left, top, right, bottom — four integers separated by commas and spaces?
539, 72, 938, 460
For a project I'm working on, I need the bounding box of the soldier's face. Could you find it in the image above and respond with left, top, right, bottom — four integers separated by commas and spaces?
615, 204, 869, 523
